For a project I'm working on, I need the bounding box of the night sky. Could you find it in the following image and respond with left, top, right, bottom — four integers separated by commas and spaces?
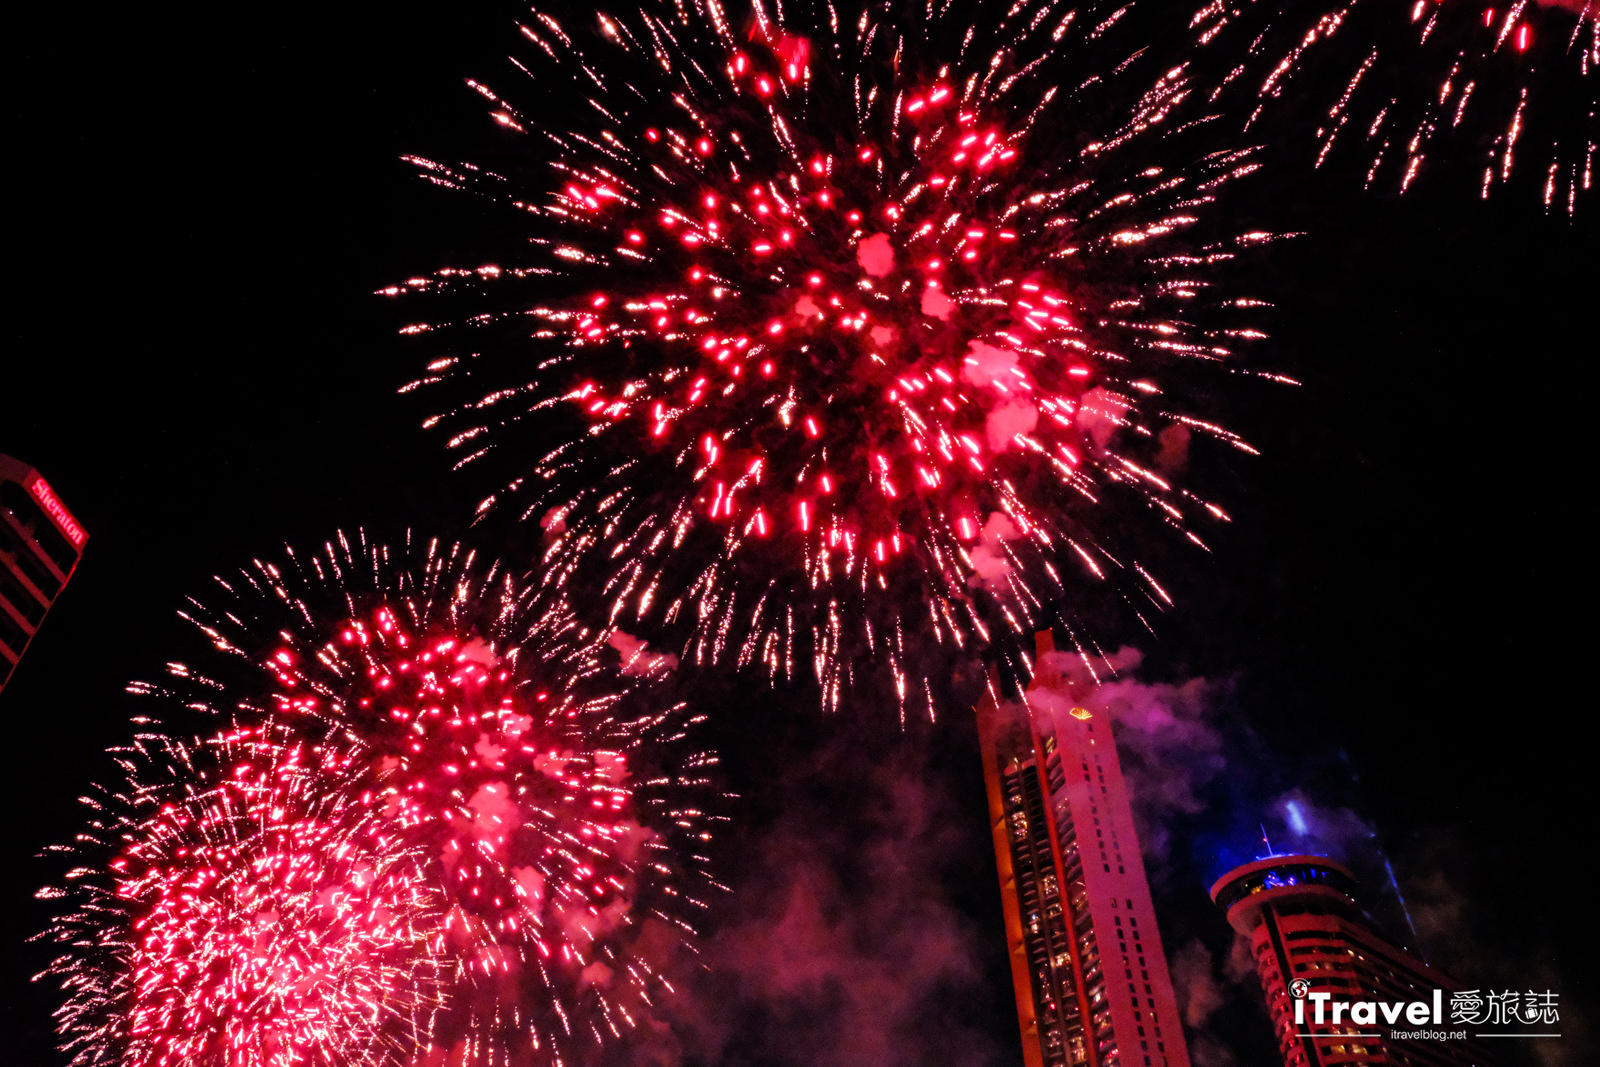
4, 2, 1595, 1065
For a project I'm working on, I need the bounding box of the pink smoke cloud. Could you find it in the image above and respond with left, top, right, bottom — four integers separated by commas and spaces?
1074, 386, 1131, 449
606, 630, 679, 676
856, 232, 895, 277
968, 512, 1020, 588
959, 339, 1020, 389
921, 283, 954, 321
985, 397, 1038, 452
1156, 423, 1191, 473
651, 737, 1008, 1067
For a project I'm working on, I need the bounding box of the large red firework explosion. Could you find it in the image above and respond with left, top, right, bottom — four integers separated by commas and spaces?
393, 0, 1280, 713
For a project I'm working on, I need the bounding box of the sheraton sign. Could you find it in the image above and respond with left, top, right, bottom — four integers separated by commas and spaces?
28, 475, 86, 548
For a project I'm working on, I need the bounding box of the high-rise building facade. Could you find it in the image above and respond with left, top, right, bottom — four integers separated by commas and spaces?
978, 631, 1191, 1067
0, 454, 88, 693
1211, 854, 1493, 1067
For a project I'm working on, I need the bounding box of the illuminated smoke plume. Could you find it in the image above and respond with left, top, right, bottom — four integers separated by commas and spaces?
390, 0, 1282, 714
46, 533, 720, 1066
652, 729, 1010, 1067
39, 723, 446, 1067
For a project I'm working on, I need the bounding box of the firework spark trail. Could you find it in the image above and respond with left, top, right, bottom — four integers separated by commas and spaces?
391, 0, 1282, 715
44, 532, 718, 1066
1190, 0, 1597, 212
39, 722, 446, 1067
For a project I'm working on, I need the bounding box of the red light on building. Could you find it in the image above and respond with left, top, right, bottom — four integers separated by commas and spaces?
0, 454, 88, 694
977, 630, 1192, 1067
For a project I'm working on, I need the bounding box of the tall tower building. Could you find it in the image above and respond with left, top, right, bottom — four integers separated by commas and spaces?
1211, 854, 1493, 1067
977, 631, 1191, 1067
0, 454, 88, 693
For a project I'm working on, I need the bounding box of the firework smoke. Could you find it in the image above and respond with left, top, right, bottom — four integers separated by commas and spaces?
391, 0, 1281, 714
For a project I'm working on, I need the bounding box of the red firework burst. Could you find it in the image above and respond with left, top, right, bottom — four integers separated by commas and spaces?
394, 0, 1278, 713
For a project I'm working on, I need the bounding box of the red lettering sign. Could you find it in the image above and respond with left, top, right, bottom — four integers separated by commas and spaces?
28, 475, 86, 548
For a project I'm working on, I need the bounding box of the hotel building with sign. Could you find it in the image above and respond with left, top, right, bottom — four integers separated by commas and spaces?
0, 454, 88, 693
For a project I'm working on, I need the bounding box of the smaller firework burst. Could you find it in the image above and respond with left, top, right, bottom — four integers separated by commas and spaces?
120, 532, 718, 1064
40, 722, 445, 1067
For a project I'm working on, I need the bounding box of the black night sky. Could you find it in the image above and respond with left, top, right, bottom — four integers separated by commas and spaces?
3, 3, 1595, 1065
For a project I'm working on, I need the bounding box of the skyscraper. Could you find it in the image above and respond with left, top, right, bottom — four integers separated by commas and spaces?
0, 454, 88, 693
1211, 854, 1494, 1067
977, 630, 1191, 1067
